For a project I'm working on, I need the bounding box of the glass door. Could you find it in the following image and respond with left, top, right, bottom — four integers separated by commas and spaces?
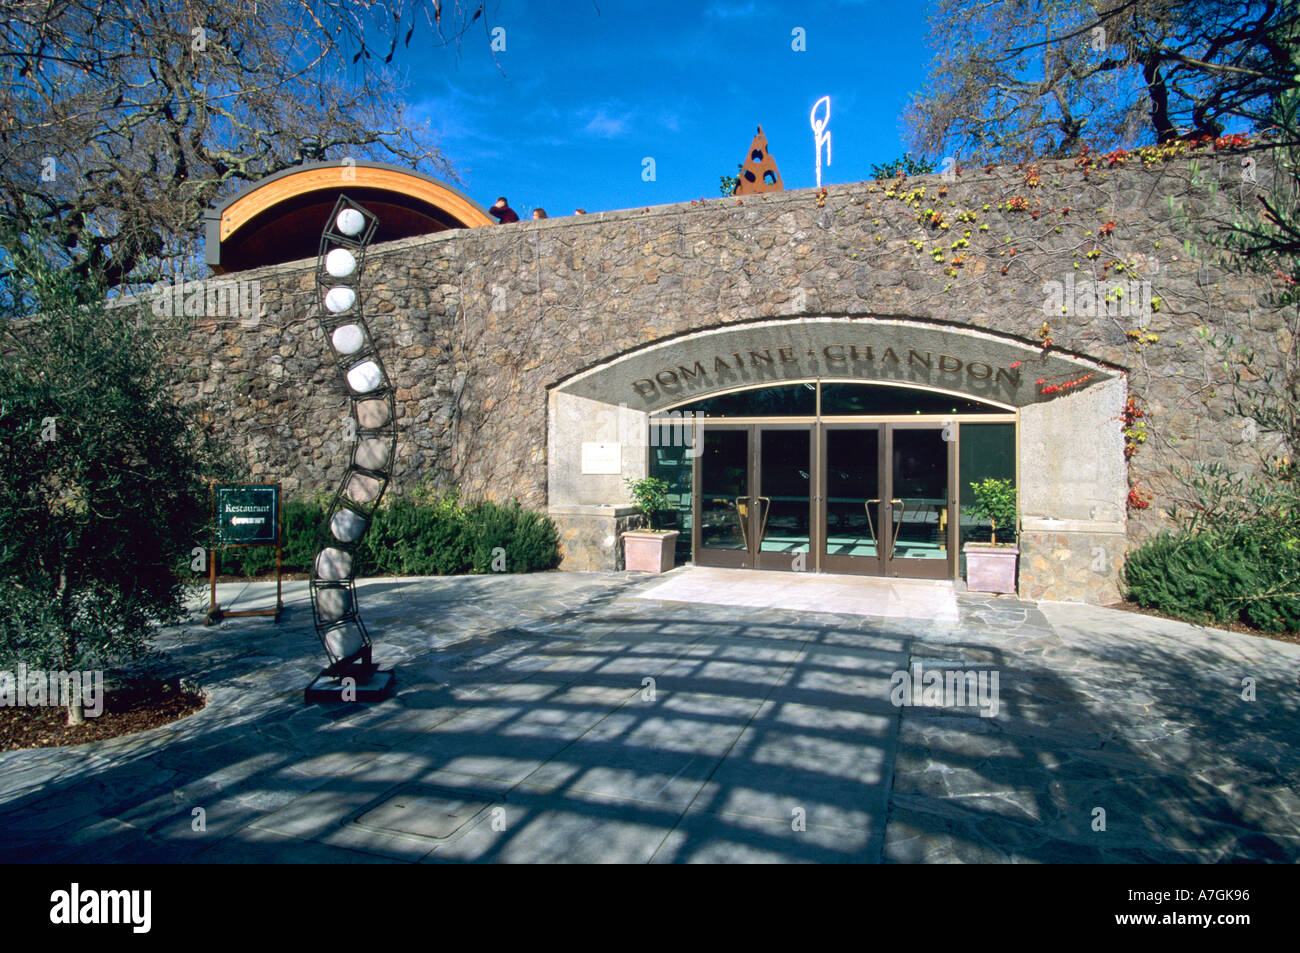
694, 426, 751, 568
885, 425, 954, 579
820, 424, 884, 575
694, 420, 955, 579
753, 426, 813, 570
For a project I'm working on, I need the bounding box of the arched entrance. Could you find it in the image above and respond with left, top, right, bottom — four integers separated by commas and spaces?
547, 316, 1127, 599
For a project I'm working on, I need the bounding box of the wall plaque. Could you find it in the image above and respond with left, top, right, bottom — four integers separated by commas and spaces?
581, 442, 621, 475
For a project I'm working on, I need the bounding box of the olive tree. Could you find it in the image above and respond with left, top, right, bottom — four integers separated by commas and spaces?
0, 233, 228, 722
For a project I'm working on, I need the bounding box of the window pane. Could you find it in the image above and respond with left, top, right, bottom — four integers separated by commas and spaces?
699, 430, 749, 550
674, 383, 815, 417
959, 423, 1016, 570
649, 440, 693, 561
822, 383, 1011, 415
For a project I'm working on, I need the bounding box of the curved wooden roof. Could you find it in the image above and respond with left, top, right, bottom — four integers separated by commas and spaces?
204, 162, 494, 273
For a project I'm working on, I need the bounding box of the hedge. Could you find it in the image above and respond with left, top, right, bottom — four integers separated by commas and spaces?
1124, 525, 1300, 633
214, 497, 559, 578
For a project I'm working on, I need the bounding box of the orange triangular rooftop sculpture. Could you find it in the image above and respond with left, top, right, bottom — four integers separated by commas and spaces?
735, 126, 784, 195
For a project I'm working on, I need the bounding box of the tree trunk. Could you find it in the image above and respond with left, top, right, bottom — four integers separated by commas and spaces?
1142, 55, 1178, 142
56, 568, 84, 726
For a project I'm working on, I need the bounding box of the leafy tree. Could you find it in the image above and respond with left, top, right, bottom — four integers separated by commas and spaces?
969, 478, 1018, 544
624, 476, 673, 530
1143, 16, 1298, 629
0, 0, 492, 287
869, 153, 937, 179
1191, 16, 1297, 507
720, 163, 743, 196
906, 1, 1297, 163
0, 229, 229, 722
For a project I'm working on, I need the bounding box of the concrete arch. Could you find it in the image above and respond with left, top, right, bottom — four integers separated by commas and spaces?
204, 161, 494, 272
552, 314, 1119, 411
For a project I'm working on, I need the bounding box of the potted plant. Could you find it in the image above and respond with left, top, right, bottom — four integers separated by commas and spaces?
621, 476, 680, 573
963, 477, 1019, 594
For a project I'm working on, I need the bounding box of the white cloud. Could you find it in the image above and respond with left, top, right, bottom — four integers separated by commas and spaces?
582, 108, 630, 138
705, 2, 768, 19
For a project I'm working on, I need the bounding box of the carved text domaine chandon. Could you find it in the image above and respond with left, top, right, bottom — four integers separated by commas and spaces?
631, 344, 1022, 398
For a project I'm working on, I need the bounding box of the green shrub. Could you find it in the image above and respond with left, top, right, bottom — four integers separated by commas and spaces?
624, 476, 673, 530
1125, 523, 1300, 633
464, 500, 560, 574
969, 477, 1018, 544
283, 500, 328, 571
212, 491, 560, 579
359, 499, 469, 576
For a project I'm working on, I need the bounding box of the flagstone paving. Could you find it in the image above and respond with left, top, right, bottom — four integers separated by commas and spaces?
1, 568, 1298, 863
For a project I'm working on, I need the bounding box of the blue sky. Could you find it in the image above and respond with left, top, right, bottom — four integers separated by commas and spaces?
398, 0, 935, 217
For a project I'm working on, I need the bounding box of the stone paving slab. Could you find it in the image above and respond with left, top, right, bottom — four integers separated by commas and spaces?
637, 566, 960, 621
1, 570, 1297, 863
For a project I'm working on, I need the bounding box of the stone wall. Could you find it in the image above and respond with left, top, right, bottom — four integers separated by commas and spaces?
158, 143, 1290, 599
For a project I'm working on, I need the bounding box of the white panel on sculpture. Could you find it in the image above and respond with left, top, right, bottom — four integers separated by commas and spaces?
330, 508, 367, 542
356, 398, 391, 428
324, 286, 356, 314
354, 437, 391, 471
346, 360, 383, 393
324, 625, 364, 658
336, 208, 365, 236
346, 472, 383, 504
315, 587, 352, 621
332, 324, 365, 354
325, 248, 358, 278
315, 547, 353, 581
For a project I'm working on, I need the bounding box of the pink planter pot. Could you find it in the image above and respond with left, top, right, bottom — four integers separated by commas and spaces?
963, 543, 1019, 595
622, 531, 680, 573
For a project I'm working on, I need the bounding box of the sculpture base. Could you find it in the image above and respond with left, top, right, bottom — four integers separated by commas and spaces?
304, 669, 396, 704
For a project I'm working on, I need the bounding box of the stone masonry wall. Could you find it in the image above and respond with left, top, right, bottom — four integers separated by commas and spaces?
164, 143, 1290, 562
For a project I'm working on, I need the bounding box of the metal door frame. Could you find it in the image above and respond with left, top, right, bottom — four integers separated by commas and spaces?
752, 423, 815, 571
692, 424, 752, 568
818, 422, 885, 576
691, 417, 965, 580
882, 422, 957, 580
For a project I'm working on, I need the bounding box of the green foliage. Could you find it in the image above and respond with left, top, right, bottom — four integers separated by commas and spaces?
624, 476, 673, 530
968, 478, 1017, 544
0, 237, 226, 676
358, 499, 470, 576
405, 477, 463, 516
719, 163, 742, 196
214, 492, 559, 578
870, 153, 936, 179
1141, 19, 1300, 635
1125, 522, 1300, 633
463, 500, 561, 574
283, 500, 326, 568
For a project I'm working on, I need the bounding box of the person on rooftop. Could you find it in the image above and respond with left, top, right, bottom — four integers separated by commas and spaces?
489, 197, 519, 223
532, 208, 548, 220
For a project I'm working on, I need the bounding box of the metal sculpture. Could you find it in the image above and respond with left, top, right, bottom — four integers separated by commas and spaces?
735, 125, 784, 195
304, 196, 398, 703
810, 96, 831, 188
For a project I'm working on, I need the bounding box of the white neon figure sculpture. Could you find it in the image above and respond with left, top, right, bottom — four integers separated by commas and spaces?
810, 96, 832, 188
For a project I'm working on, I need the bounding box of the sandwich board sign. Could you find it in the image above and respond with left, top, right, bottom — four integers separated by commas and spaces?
215, 483, 280, 545
207, 482, 283, 624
